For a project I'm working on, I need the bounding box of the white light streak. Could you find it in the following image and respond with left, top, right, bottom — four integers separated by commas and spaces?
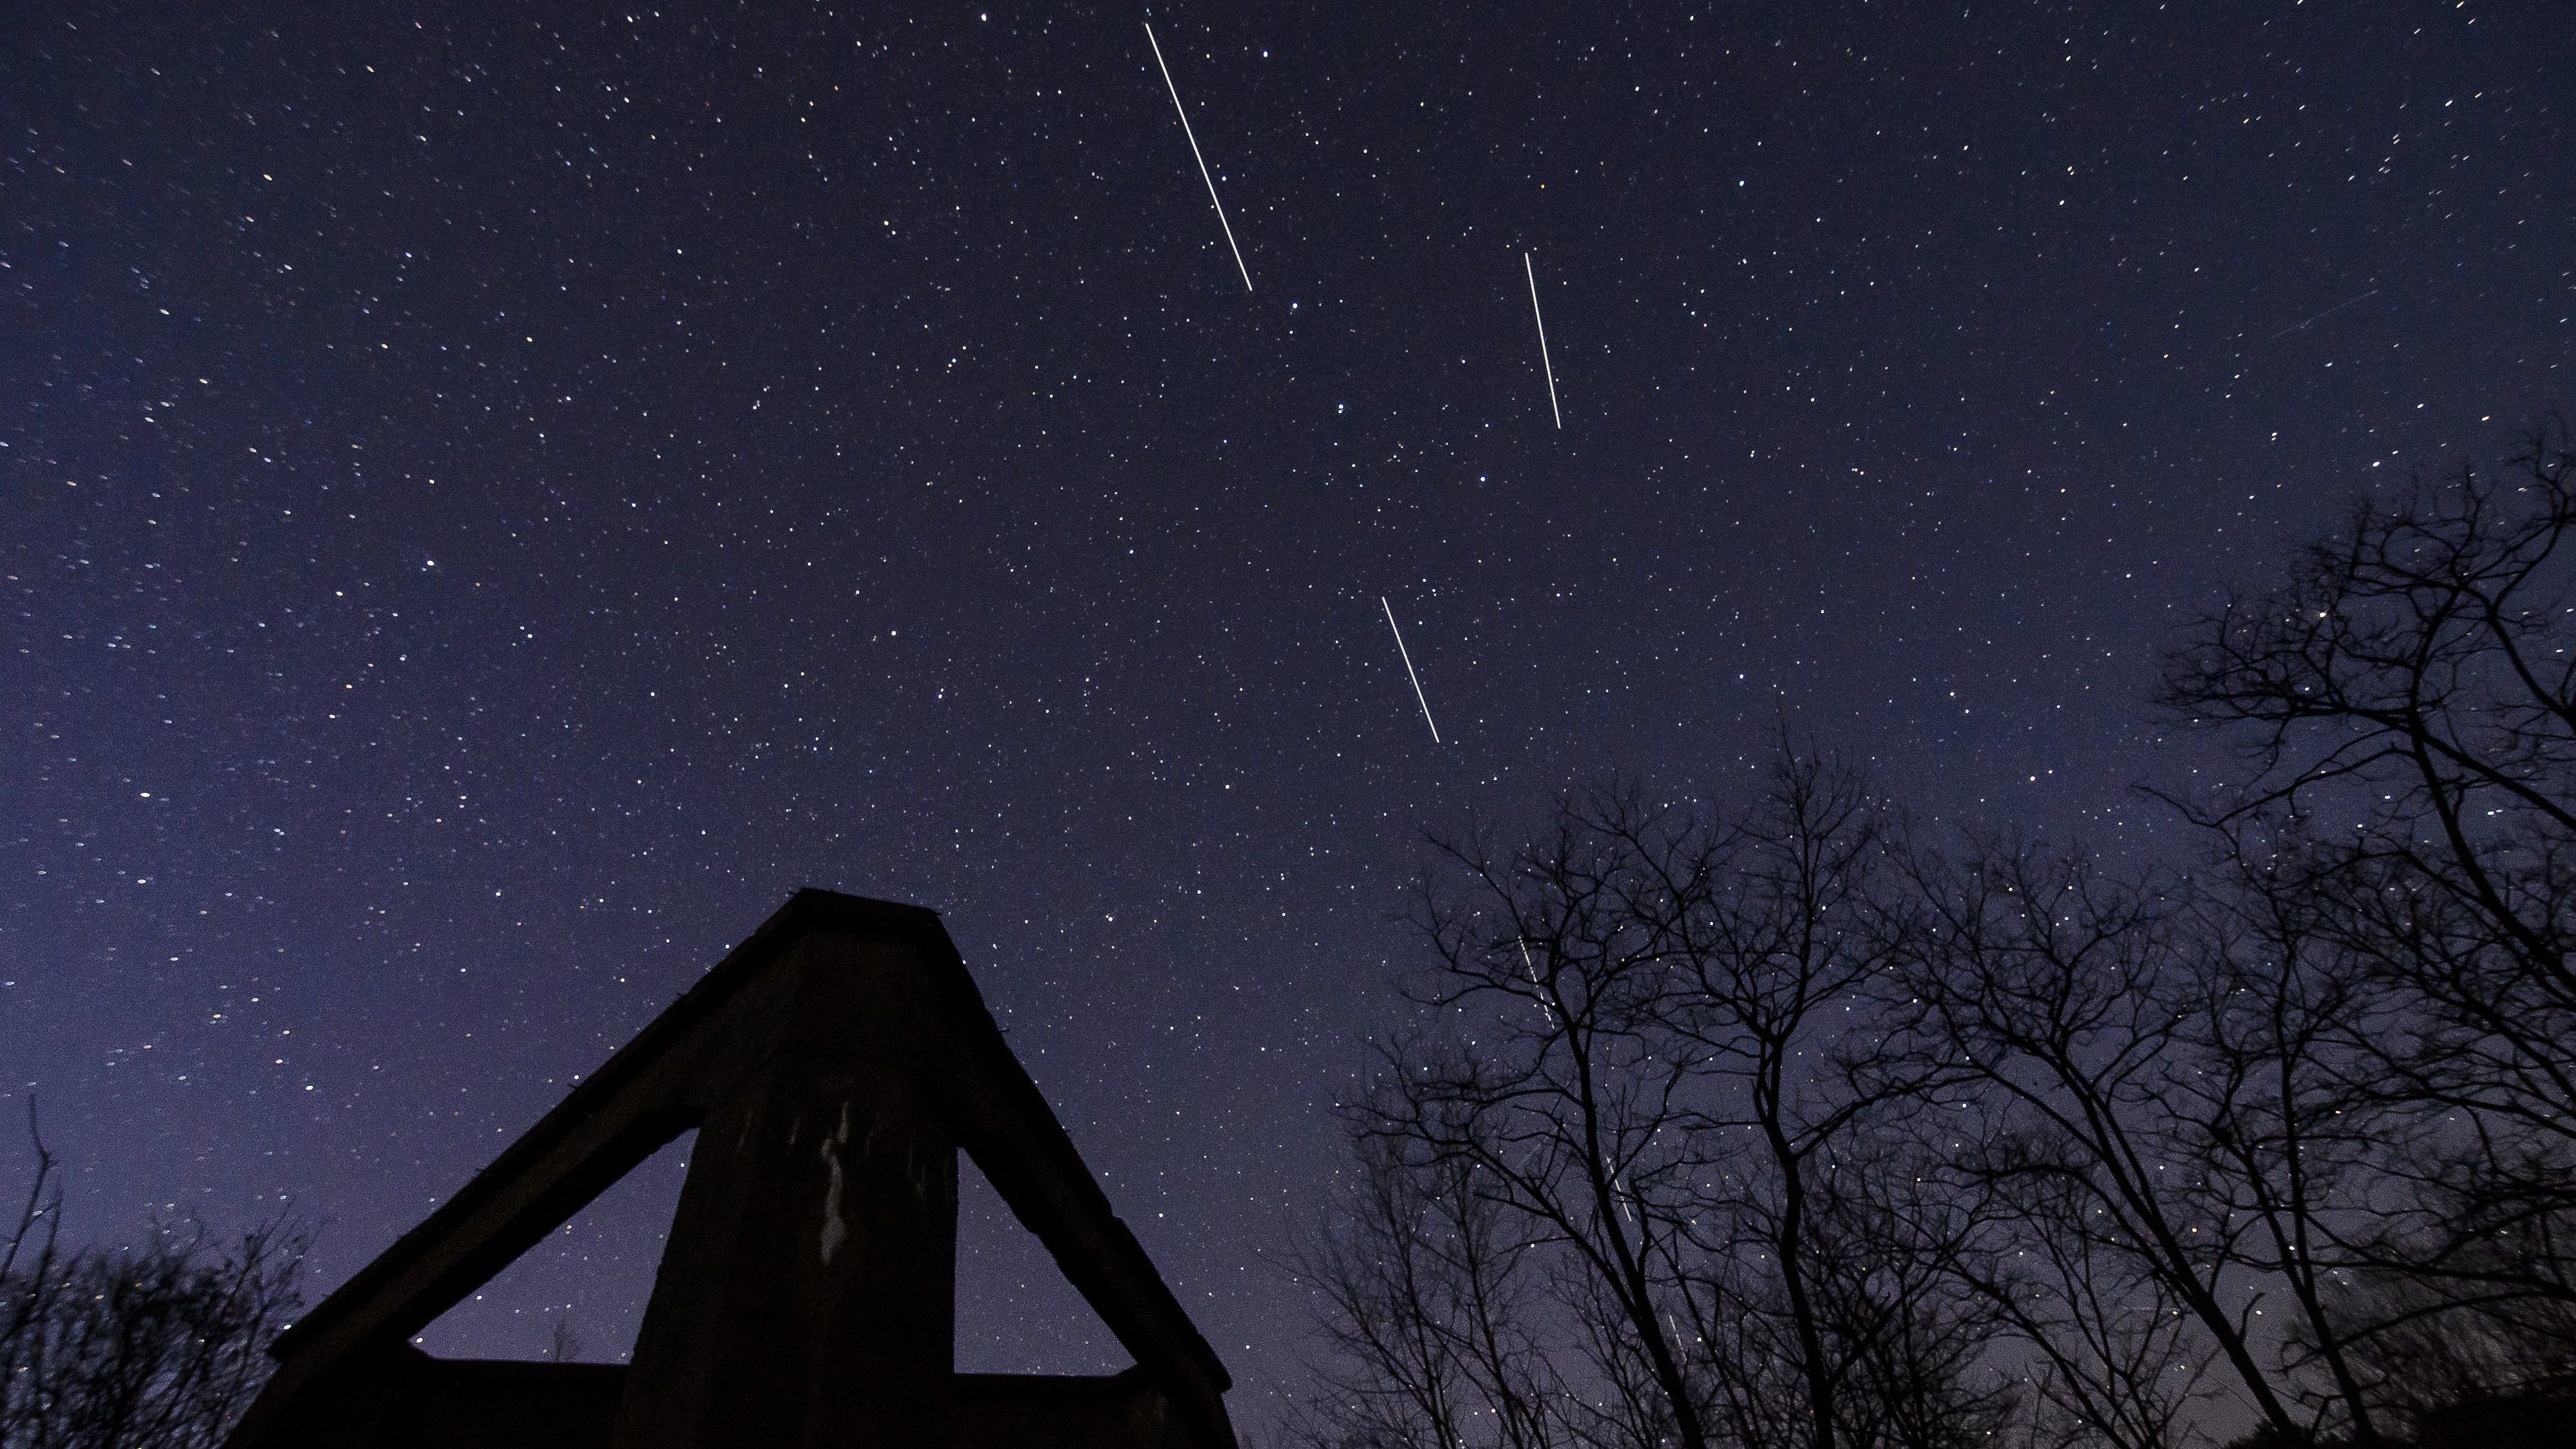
2268, 288, 2380, 340
1525, 251, 1562, 428
1144, 21, 1254, 294
1519, 938, 1558, 1026
1381, 596, 1440, 744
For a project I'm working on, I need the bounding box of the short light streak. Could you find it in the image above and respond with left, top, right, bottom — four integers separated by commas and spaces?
2267, 287, 2379, 339
1380, 596, 1440, 743
1518, 938, 1557, 1025
1525, 251, 1562, 428
1144, 21, 1254, 294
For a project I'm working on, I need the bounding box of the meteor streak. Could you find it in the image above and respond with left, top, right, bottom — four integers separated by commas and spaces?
1519, 938, 1558, 1025
1144, 21, 1254, 294
1526, 251, 1562, 428
2268, 287, 2380, 340
1381, 596, 1441, 744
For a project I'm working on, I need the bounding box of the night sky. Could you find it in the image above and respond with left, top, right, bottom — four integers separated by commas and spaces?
5, 1, 2570, 1430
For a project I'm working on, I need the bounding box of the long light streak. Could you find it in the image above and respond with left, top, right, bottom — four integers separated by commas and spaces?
1525, 251, 1562, 428
1381, 596, 1440, 743
1144, 21, 1254, 294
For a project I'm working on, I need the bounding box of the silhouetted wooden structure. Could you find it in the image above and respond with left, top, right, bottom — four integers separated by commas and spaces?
225, 890, 1237, 1449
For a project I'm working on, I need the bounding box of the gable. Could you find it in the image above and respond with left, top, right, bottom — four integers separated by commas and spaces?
224, 890, 1235, 1449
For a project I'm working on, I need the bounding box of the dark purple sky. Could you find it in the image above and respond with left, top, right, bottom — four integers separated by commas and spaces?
5, 1, 2569, 1431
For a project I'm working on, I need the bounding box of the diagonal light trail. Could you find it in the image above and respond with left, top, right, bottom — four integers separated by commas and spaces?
1519, 938, 1558, 1025
2266, 287, 2380, 340
1526, 251, 1562, 428
1381, 596, 1441, 744
1144, 21, 1253, 294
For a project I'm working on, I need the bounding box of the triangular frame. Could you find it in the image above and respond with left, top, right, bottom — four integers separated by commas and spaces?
225, 890, 1236, 1449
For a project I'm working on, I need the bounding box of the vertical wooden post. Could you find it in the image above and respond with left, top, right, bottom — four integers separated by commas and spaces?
612, 933, 959, 1449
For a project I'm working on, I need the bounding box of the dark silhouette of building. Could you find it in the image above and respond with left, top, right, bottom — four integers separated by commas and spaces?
224, 890, 1238, 1449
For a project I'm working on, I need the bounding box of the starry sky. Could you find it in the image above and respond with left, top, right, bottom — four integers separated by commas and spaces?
5, 0, 2570, 1430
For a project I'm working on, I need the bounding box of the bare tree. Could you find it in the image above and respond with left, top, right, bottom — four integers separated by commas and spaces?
1289, 1099, 1563, 1449
2178, 831, 2392, 1444
1795, 1147, 2018, 1449
1374, 784, 1713, 1449
1930, 1156, 2205, 1449
2159, 424, 2576, 1314
1649, 751, 1938, 1449
1310, 422, 2576, 1449
1899, 844, 2309, 1443
0, 1108, 66, 1447
1328, 755, 2005, 1449
0, 1108, 308, 1449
